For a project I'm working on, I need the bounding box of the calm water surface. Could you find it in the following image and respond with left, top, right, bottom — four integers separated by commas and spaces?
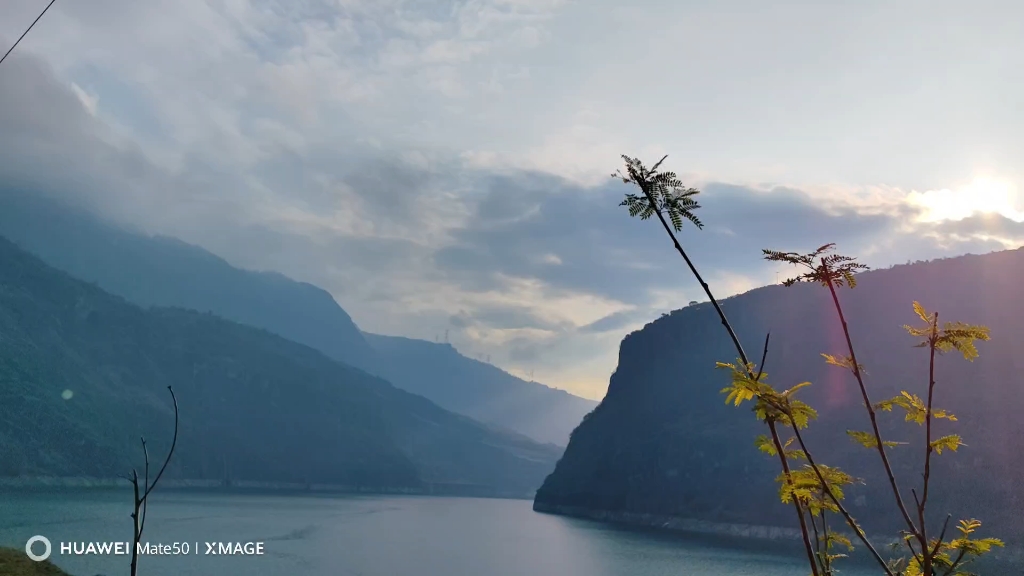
0, 490, 875, 576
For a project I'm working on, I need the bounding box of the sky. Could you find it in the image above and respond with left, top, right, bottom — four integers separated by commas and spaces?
2, 0, 1023, 400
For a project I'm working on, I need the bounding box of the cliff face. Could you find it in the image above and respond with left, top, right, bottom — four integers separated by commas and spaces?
535, 248, 1024, 538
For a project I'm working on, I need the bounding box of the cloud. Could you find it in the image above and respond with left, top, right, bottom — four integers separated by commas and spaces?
578, 310, 647, 334
434, 175, 904, 308
2, 0, 1024, 400
931, 213, 1024, 241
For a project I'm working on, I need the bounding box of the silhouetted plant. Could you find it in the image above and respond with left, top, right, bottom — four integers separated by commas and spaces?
615, 155, 1003, 576
120, 386, 179, 576
613, 154, 820, 574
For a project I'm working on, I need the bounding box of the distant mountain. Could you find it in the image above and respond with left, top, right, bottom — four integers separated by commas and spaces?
363, 333, 597, 446
0, 192, 595, 445
0, 235, 561, 495
536, 248, 1024, 538
0, 191, 381, 376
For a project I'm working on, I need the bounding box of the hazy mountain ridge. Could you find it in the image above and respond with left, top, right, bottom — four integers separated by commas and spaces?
363, 333, 598, 446
0, 235, 561, 495
0, 191, 381, 376
536, 247, 1024, 538
0, 192, 595, 445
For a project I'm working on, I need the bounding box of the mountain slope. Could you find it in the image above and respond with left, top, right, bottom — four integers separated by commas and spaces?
363, 333, 598, 446
0, 235, 561, 496
535, 248, 1024, 537
0, 192, 595, 445
0, 191, 380, 376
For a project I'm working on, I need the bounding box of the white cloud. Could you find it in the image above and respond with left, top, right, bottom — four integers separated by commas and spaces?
2, 0, 1024, 400
907, 178, 1024, 223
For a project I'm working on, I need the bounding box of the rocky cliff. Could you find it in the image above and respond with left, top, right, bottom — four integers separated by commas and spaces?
535, 247, 1024, 541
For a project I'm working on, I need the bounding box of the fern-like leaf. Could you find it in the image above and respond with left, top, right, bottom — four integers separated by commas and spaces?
614, 155, 704, 232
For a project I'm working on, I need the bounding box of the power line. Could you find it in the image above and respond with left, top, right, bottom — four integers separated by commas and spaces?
0, 0, 58, 67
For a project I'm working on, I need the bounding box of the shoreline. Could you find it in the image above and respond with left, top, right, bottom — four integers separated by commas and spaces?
533, 501, 808, 541
533, 501, 1024, 568
0, 475, 533, 500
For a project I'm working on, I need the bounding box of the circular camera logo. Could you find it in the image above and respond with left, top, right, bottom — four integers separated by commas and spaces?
25, 535, 52, 562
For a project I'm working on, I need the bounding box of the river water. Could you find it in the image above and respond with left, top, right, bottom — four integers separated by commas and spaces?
0, 490, 877, 576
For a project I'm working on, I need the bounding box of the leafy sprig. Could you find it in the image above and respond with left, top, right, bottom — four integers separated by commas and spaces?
614, 155, 703, 232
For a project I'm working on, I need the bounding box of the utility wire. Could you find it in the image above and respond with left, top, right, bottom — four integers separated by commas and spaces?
0, 0, 58, 67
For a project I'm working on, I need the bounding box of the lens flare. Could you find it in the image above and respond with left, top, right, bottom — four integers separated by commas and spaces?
907, 177, 1024, 223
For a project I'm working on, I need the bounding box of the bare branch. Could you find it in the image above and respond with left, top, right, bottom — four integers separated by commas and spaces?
930, 514, 952, 559
139, 437, 150, 537
129, 385, 179, 576
141, 386, 179, 502
755, 333, 770, 383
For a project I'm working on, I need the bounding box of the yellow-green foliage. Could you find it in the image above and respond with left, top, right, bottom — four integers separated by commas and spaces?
724, 251, 1003, 576
616, 155, 1004, 576
0, 546, 71, 575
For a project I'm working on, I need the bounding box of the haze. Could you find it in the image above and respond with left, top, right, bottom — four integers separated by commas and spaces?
2, 0, 1022, 399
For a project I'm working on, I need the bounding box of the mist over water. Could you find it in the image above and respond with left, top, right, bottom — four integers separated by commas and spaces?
1, 491, 873, 576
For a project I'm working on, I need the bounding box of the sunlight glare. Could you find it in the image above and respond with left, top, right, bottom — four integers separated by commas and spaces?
907, 177, 1024, 223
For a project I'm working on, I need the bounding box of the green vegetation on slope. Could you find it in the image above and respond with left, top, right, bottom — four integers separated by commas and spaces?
0, 235, 560, 495
0, 191, 380, 376
0, 547, 70, 575
0, 192, 596, 446
536, 248, 1024, 537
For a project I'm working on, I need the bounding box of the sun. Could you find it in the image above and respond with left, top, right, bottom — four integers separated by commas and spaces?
907, 177, 1024, 223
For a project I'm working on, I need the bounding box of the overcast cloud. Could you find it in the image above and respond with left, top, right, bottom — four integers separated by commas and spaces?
2, 0, 1023, 399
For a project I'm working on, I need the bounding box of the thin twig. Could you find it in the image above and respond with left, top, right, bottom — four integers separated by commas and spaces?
919, 312, 941, 574
633, 156, 752, 367
129, 386, 178, 576
930, 514, 952, 559
941, 549, 968, 576
755, 333, 770, 383
130, 470, 140, 576
788, 419, 895, 575
903, 537, 924, 570
620, 157, 816, 575
139, 438, 150, 537
820, 507, 832, 575
755, 333, 819, 576
141, 386, 178, 502
808, 503, 824, 571
768, 420, 822, 576
822, 260, 921, 543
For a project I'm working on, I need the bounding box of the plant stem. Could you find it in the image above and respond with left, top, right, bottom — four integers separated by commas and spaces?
768, 420, 821, 576
808, 498, 823, 571
634, 172, 818, 575
130, 470, 140, 576
920, 312, 940, 574
821, 259, 921, 541
765, 416, 819, 573
141, 387, 179, 502
128, 386, 178, 576
638, 167, 750, 367
930, 515, 952, 559
941, 548, 968, 576
787, 420, 895, 576
821, 507, 832, 575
